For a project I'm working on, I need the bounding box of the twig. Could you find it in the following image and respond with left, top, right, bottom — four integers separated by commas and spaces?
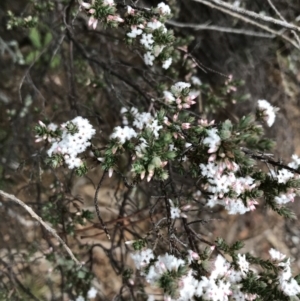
241, 148, 300, 174
204, 0, 300, 32
192, 0, 300, 50
267, 0, 300, 48
0, 189, 82, 267
94, 171, 111, 240
167, 20, 275, 38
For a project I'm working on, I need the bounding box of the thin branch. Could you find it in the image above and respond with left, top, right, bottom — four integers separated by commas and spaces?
204, 0, 300, 32
94, 171, 111, 240
192, 0, 300, 50
241, 148, 300, 174
167, 20, 275, 38
0, 189, 82, 267
267, 0, 300, 48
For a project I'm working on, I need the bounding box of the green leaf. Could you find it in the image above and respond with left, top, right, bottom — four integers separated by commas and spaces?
29, 27, 42, 49
25, 50, 39, 64
44, 32, 52, 46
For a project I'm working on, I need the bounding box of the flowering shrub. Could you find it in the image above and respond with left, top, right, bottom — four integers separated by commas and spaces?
2, 0, 300, 300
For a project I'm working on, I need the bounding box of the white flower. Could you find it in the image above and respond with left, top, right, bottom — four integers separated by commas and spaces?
277, 169, 294, 184
163, 91, 175, 103
133, 112, 152, 129
288, 154, 300, 169
274, 192, 295, 204
269, 248, 286, 261
171, 82, 191, 96
140, 33, 154, 49
127, 26, 143, 38
191, 76, 202, 86
110, 126, 137, 144
237, 254, 249, 276
87, 287, 97, 298
103, 0, 114, 6
203, 128, 221, 153
131, 248, 154, 269
257, 99, 278, 127
147, 119, 162, 138
157, 2, 171, 15
144, 52, 155, 66
162, 57, 172, 69
169, 199, 181, 219
147, 20, 163, 31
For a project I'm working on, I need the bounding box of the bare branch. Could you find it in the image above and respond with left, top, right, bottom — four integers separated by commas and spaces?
0, 190, 82, 267
201, 0, 300, 32
167, 20, 275, 38
192, 0, 300, 49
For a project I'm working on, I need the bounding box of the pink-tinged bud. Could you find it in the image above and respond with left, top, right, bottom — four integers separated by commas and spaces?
208, 154, 216, 162
147, 170, 154, 182
108, 168, 114, 178
180, 212, 188, 218
88, 16, 96, 28
127, 6, 135, 15
173, 113, 178, 121
198, 119, 206, 126
208, 146, 218, 153
182, 103, 191, 109
125, 240, 134, 245
210, 245, 216, 251
177, 104, 183, 110
189, 250, 200, 260
176, 98, 182, 104
181, 123, 191, 130
218, 193, 224, 198
107, 15, 124, 22
173, 132, 178, 139
140, 171, 145, 180
132, 155, 136, 161
248, 200, 258, 211
181, 204, 191, 211
79, 1, 91, 9
161, 161, 168, 168
35, 137, 43, 143
97, 157, 104, 162
163, 117, 171, 126
160, 262, 167, 272
230, 86, 237, 92
89, 8, 95, 14
112, 146, 118, 154
128, 279, 134, 286
92, 19, 98, 29
164, 295, 171, 301
38, 120, 46, 127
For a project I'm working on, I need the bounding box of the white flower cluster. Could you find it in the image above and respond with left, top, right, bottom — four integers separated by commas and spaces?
203, 128, 221, 153
47, 116, 96, 169
200, 161, 258, 214
79, 0, 124, 29
257, 99, 278, 127
110, 107, 163, 145
126, 2, 172, 69
272, 155, 300, 205
163, 81, 200, 110
269, 249, 300, 297
131, 248, 300, 301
